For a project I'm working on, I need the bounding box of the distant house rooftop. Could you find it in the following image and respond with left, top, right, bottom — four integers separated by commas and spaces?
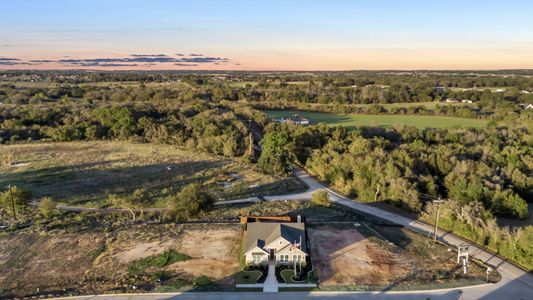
272, 114, 310, 125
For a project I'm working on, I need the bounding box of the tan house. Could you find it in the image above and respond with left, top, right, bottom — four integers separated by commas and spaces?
244, 222, 307, 266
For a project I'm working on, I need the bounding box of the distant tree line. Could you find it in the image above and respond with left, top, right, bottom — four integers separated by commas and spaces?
0, 99, 265, 158
261, 123, 530, 219
258, 122, 532, 269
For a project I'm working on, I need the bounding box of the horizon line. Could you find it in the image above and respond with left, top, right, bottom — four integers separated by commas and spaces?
2, 68, 533, 72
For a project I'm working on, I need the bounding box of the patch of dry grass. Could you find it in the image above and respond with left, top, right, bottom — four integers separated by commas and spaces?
0, 141, 305, 207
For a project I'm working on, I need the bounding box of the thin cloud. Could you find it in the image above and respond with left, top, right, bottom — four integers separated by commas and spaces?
0, 53, 231, 68
0, 61, 31, 65
73, 62, 140, 67
180, 56, 229, 63
130, 54, 168, 57
0, 57, 20, 61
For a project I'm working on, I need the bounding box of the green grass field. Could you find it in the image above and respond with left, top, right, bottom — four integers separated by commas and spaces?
264, 110, 487, 129
0, 141, 305, 207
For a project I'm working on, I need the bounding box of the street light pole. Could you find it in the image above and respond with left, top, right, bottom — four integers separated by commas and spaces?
433, 197, 445, 243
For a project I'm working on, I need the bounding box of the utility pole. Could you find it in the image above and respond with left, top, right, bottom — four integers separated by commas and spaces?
166, 166, 172, 191
433, 197, 445, 243
8, 184, 16, 221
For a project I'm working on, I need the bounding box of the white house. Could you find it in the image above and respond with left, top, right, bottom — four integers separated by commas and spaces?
461, 99, 473, 104
273, 114, 310, 125
244, 222, 307, 267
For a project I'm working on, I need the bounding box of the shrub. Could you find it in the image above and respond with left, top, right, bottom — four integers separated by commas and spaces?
193, 276, 214, 287
311, 189, 330, 207
38, 196, 57, 218
0, 186, 32, 219
167, 183, 214, 221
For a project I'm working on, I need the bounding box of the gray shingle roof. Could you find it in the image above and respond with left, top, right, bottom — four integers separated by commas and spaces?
244, 222, 306, 254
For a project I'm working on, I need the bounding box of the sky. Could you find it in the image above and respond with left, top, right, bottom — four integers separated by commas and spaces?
1, 0, 533, 70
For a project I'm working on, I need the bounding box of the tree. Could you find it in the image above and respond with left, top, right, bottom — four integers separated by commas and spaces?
258, 131, 291, 175
311, 189, 331, 207
167, 183, 214, 220
108, 194, 137, 221
491, 190, 528, 219
502, 226, 524, 258
92, 107, 136, 139
245, 132, 255, 161
0, 186, 32, 221
38, 196, 57, 219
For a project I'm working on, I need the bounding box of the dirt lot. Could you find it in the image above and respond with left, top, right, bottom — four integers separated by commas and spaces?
0, 224, 242, 298
0, 232, 106, 295
308, 223, 499, 289
309, 225, 410, 286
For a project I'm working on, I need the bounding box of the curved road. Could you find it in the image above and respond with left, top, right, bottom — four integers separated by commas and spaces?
49, 168, 532, 299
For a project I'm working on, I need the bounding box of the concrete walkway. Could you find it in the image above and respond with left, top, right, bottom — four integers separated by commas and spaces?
263, 261, 279, 292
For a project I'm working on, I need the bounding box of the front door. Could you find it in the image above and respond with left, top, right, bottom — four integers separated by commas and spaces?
269, 249, 274, 261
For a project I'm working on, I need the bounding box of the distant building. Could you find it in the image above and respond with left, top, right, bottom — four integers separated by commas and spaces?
445, 98, 459, 103
495, 88, 505, 93
461, 99, 473, 104
521, 90, 531, 94
273, 114, 310, 125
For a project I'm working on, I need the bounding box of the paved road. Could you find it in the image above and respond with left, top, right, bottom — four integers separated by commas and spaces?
53, 290, 464, 300
300, 167, 533, 298
46, 167, 533, 299
220, 167, 533, 299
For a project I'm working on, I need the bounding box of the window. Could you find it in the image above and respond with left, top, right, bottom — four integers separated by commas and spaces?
279, 240, 283, 244
278, 254, 289, 262
292, 255, 300, 262
252, 255, 262, 263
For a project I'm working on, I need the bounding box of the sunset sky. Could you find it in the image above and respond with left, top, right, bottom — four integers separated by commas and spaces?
2, 0, 533, 70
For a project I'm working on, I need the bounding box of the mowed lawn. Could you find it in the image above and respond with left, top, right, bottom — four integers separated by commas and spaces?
264, 110, 487, 129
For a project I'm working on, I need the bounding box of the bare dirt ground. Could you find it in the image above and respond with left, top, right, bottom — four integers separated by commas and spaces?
308, 225, 411, 286
0, 232, 106, 296
168, 228, 241, 284
0, 224, 242, 298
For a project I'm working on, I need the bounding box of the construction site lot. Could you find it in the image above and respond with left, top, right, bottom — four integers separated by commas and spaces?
0, 223, 242, 298
308, 223, 500, 291
0, 141, 305, 207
